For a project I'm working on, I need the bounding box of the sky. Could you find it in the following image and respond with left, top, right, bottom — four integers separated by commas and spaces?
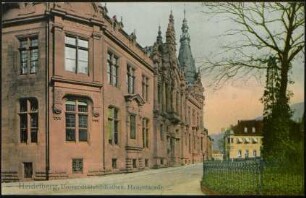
105, 2, 305, 135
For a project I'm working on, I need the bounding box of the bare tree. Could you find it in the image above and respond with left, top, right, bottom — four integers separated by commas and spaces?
200, 2, 304, 102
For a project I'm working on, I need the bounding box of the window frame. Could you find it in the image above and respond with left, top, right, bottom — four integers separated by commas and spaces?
108, 106, 119, 145
130, 114, 136, 139
142, 75, 149, 101
19, 98, 39, 144
142, 118, 149, 148
65, 35, 89, 74
18, 36, 39, 75
127, 64, 136, 94
65, 98, 89, 142
107, 51, 119, 87
72, 158, 83, 173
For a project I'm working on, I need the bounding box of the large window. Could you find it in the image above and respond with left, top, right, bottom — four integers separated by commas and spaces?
107, 52, 119, 86
130, 114, 136, 139
142, 118, 149, 148
65, 99, 88, 142
142, 76, 149, 101
127, 65, 135, 94
19, 37, 38, 74
65, 35, 88, 74
108, 107, 119, 145
19, 98, 38, 143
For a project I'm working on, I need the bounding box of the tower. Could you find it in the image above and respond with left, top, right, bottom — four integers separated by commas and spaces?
178, 10, 197, 84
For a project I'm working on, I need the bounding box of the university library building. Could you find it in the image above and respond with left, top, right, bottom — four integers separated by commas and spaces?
1, 2, 212, 182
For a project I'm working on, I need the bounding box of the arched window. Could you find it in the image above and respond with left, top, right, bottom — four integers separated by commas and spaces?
65, 98, 88, 142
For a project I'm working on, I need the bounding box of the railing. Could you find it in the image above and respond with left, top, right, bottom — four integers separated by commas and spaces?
202, 159, 304, 195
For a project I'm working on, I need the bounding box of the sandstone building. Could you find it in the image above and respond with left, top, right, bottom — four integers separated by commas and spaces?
224, 120, 263, 160
1, 2, 209, 182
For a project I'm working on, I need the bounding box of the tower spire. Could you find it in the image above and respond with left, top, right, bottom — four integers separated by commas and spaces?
156, 25, 162, 43
178, 9, 197, 84
166, 10, 176, 46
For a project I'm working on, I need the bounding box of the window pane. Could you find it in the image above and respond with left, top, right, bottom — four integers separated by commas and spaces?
20, 129, 27, 143
30, 114, 38, 128
30, 49, 38, 60
20, 39, 27, 48
21, 62, 28, 74
20, 100, 27, 112
78, 39, 88, 48
66, 114, 75, 127
78, 101, 88, 112
79, 115, 88, 128
65, 47, 76, 72
78, 61, 88, 74
108, 119, 113, 143
30, 61, 38, 73
78, 49, 88, 61
130, 115, 136, 139
79, 129, 87, 141
31, 129, 38, 143
30, 99, 38, 111
66, 129, 76, 141
20, 114, 27, 128
65, 36, 76, 45
66, 100, 76, 112
30, 38, 38, 47
114, 130, 118, 145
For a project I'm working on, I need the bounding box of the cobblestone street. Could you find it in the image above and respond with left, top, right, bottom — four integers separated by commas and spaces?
1, 163, 204, 195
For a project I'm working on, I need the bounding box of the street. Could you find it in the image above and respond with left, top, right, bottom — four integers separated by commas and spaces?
1, 163, 204, 195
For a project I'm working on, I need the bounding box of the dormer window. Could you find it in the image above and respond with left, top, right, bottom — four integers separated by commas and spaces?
244, 127, 248, 133
252, 127, 256, 133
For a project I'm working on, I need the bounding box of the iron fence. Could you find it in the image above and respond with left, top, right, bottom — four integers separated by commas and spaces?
202, 159, 304, 195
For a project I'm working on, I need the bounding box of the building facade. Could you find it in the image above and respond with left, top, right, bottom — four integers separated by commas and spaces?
224, 120, 263, 160
1, 2, 208, 182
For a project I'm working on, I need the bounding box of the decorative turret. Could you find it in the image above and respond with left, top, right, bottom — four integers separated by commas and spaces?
156, 25, 163, 44
166, 11, 176, 48
178, 10, 197, 84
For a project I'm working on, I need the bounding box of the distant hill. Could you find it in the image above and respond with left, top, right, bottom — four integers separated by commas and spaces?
255, 102, 304, 121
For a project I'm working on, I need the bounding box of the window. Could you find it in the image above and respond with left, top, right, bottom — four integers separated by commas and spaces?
245, 150, 249, 158
227, 137, 230, 144
108, 107, 119, 145
65, 99, 88, 142
145, 159, 149, 167
142, 76, 149, 101
65, 35, 88, 74
238, 150, 242, 158
23, 162, 33, 178
244, 127, 248, 133
19, 98, 38, 143
107, 52, 119, 86
160, 124, 164, 141
160, 159, 164, 165
127, 65, 135, 94
142, 118, 149, 148
19, 37, 38, 75
112, 159, 117, 169
158, 84, 162, 104
253, 150, 257, 157
130, 114, 136, 139
72, 159, 83, 173
252, 127, 256, 133
132, 159, 137, 168
201, 137, 203, 151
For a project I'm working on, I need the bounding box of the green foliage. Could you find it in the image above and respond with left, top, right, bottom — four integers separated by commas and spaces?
201, 165, 304, 195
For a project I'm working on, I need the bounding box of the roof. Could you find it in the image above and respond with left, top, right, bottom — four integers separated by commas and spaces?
232, 120, 263, 136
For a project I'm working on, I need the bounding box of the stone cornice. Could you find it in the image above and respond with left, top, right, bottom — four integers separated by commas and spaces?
51, 76, 103, 88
